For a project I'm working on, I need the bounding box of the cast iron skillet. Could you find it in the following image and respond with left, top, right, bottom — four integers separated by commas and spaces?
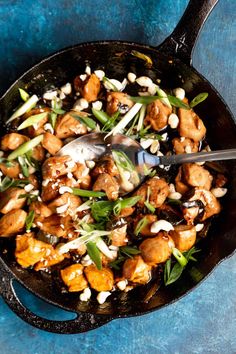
0, 0, 235, 334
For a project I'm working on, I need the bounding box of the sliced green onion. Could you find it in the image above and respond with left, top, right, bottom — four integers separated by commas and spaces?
52, 107, 65, 115
113, 196, 140, 216
129, 96, 159, 104
7, 135, 44, 161
144, 201, 155, 213
71, 188, 106, 198
17, 112, 48, 130
49, 112, 58, 128
86, 241, 102, 270
167, 95, 189, 109
6, 94, 39, 124
190, 92, 208, 108
0, 177, 28, 193
137, 104, 146, 131
18, 156, 29, 177
91, 200, 114, 222
134, 217, 149, 236
0, 158, 13, 167
92, 108, 110, 125
172, 247, 188, 267
25, 210, 35, 232
19, 88, 29, 102
131, 50, 153, 67
102, 111, 120, 132
112, 150, 134, 172
120, 245, 141, 256
71, 113, 96, 130
164, 261, 184, 286
103, 77, 118, 91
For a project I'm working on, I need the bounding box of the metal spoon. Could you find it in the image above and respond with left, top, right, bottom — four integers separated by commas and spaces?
58, 132, 236, 186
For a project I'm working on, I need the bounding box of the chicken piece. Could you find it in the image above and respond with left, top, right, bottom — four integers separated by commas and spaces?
0, 209, 27, 237
31, 144, 45, 161
110, 225, 127, 247
55, 111, 87, 139
0, 133, 29, 151
0, 162, 21, 178
183, 188, 221, 223
74, 73, 100, 102
84, 265, 114, 291
93, 173, 119, 201
73, 163, 91, 189
34, 248, 65, 271
182, 163, 213, 190
28, 174, 39, 189
106, 92, 134, 116
172, 137, 199, 154
144, 99, 172, 131
15, 232, 53, 268
170, 225, 196, 252
178, 108, 206, 142
135, 177, 169, 208
119, 207, 134, 217
175, 167, 189, 195
91, 155, 119, 178
140, 232, 175, 265
38, 214, 73, 238
61, 264, 88, 292
123, 255, 151, 284
134, 214, 158, 237
29, 201, 53, 224
41, 175, 77, 202
26, 108, 50, 137
42, 155, 77, 179
0, 187, 26, 214
42, 132, 63, 155
48, 192, 81, 216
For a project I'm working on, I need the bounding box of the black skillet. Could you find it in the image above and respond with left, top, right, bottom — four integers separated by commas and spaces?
0, 0, 235, 334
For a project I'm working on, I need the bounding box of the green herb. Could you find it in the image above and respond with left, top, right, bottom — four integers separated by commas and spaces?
109, 257, 125, 270
102, 111, 120, 132
184, 246, 201, 262
0, 158, 13, 167
19, 88, 29, 102
129, 96, 159, 104
49, 99, 64, 128
167, 198, 182, 206
25, 151, 40, 171
17, 112, 48, 130
134, 217, 149, 236
25, 210, 35, 232
18, 156, 29, 177
71, 113, 97, 130
113, 196, 141, 216
189, 92, 208, 108
7, 135, 44, 161
6, 94, 39, 124
130, 94, 189, 109
18, 193, 38, 205
120, 246, 141, 256
49, 112, 57, 128
103, 77, 119, 91
172, 247, 188, 267
52, 107, 65, 115
91, 200, 114, 222
164, 261, 184, 285
144, 186, 155, 213
156, 87, 172, 108
125, 111, 140, 136
86, 241, 102, 270
167, 95, 189, 109
131, 50, 153, 67
72, 188, 106, 198
110, 246, 140, 270
92, 108, 110, 125
0, 177, 28, 193
112, 150, 135, 173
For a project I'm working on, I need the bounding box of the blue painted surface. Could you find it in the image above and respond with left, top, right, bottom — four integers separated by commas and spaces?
0, 0, 235, 353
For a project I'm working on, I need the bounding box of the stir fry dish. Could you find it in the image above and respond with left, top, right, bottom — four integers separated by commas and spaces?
0, 59, 228, 304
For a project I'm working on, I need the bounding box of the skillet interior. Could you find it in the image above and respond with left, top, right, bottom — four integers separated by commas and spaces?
0, 41, 235, 316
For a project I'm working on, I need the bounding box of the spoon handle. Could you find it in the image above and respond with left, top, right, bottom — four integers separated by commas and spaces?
158, 149, 236, 166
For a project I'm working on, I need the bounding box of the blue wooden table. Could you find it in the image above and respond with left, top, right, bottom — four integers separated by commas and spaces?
0, 1, 235, 353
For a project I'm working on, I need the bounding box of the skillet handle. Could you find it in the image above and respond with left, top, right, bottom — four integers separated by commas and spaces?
158, 0, 218, 64
0, 260, 111, 334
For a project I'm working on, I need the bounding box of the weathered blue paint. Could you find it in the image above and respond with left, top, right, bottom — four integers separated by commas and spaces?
0, 0, 235, 353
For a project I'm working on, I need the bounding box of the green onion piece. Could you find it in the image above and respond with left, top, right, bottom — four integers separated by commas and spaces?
19, 88, 29, 102
52, 107, 65, 115
17, 112, 48, 130
25, 210, 35, 232
112, 150, 135, 172
91, 200, 114, 222
164, 259, 171, 284
7, 135, 44, 161
0, 158, 13, 167
49, 112, 58, 128
103, 77, 118, 91
134, 217, 149, 236
131, 50, 153, 67
164, 262, 184, 286
156, 87, 172, 108
6, 94, 39, 124
71, 114, 96, 130
0, 177, 29, 193
137, 104, 146, 131
18, 156, 29, 177
183, 246, 201, 261
167, 95, 189, 109
189, 92, 208, 108
144, 201, 155, 213
113, 196, 140, 216
129, 96, 159, 104
71, 188, 106, 198
86, 241, 102, 270
120, 246, 141, 256
101, 111, 120, 132
188, 266, 204, 282
92, 108, 110, 125
172, 247, 188, 267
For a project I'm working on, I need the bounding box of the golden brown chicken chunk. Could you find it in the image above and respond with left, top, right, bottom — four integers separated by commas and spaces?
134, 214, 157, 237
93, 173, 119, 201
31, 144, 45, 161
42, 132, 63, 155
26, 108, 50, 137
106, 92, 134, 116
0, 187, 26, 214
0, 209, 27, 237
0, 162, 21, 179
29, 201, 53, 223
48, 192, 81, 216
74, 73, 100, 102
34, 249, 65, 271
0, 133, 29, 151
91, 155, 119, 178
122, 255, 151, 284
172, 137, 199, 154
38, 214, 73, 238
42, 155, 77, 179
110, 225, 127, 247
175, 168, 190, 195
144, 99, 172, 131
135, 177, 169, 209
182, 163, 213, 190
41, 175, 78, 202
73, 163, 91, 189
140, 232, 175, 265
61, 264, 88, 292
170, 225, 196, 252
84, 265, 114, 291
178, 108, 206, 142
55, 111, 87, 139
